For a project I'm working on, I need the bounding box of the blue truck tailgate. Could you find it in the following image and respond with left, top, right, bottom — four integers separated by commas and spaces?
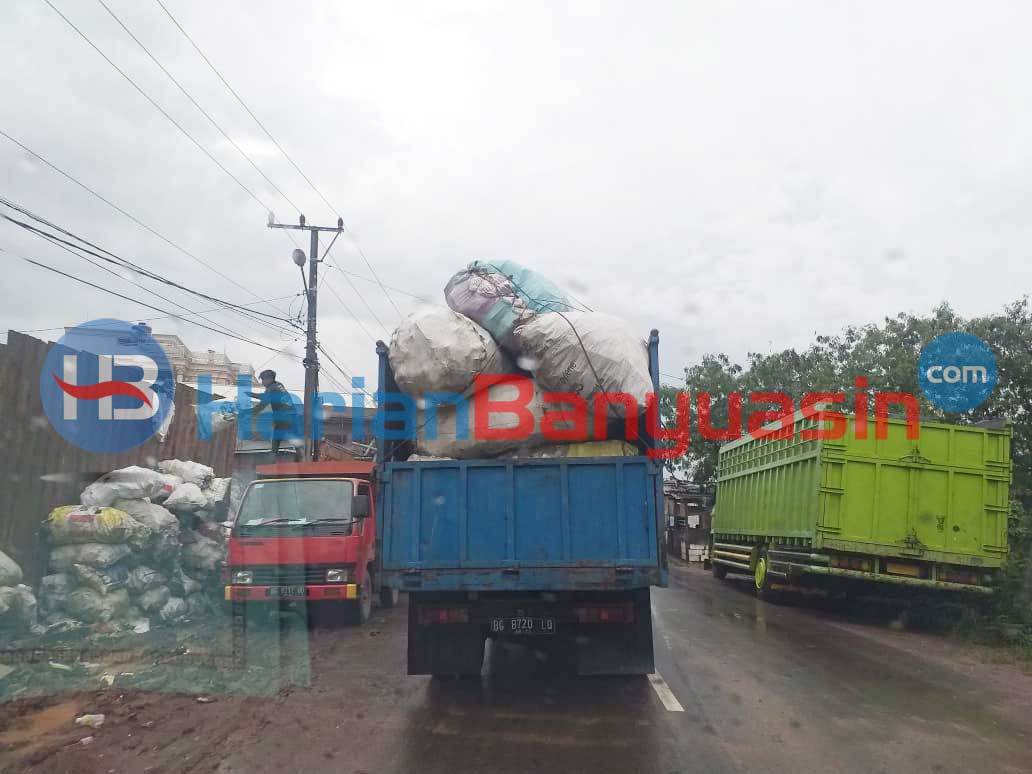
380, 457, 667, 591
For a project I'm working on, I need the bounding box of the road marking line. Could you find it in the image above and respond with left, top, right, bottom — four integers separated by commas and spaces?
648, 673, 684, 712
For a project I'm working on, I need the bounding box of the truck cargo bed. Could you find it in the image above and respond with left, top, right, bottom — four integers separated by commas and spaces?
380, 457, 666, 592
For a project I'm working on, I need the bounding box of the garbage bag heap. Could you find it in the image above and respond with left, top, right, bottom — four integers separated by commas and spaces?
34, 461, 229, 635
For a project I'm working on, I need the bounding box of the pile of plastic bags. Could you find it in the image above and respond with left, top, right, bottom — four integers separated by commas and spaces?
0, 548, 41, 636
389, 259, 653, 459
37, 460, 230, 634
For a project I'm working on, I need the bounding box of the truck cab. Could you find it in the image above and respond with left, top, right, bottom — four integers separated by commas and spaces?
224, 461, 397, 624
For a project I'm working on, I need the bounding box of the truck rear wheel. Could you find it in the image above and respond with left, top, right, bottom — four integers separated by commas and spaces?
712, 562, 728, 580
379, 587, 399, 609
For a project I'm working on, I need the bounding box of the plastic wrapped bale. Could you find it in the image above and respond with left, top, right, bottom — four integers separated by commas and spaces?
180, 532, 223, 575
49, 543, 132, 572
153, 473, 183, 503
80, 466, 167, 507
111, 499, 180, 565
411, 376, 547, 458
444, 259, 574, 351
64, 588, 131, 624
515, 312, 653, 407
70, 563, 130, 595
202, 478, 231, 513
39, 573, 73, 610
163, 483, 208, 513
169, 566, 204, 597
389, 308, 513, 397
0, 585, 41, 634
157, 459, 214, 488
0, 548, 22, 586
44, 506, 151, 549
136, 586, 171, 614
185, 592, 209, 618
159, 597, 188, 623
126, 566, 168, 595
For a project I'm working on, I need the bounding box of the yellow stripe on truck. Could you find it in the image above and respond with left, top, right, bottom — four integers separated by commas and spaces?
346, 583, 357, 599
224, 586, 231, 600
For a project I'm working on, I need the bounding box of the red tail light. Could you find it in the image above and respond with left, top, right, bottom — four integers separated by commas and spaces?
418, 605, 471, 625
574, 602, 634, 624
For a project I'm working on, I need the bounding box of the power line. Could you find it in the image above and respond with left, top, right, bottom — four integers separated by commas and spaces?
154, 0, 402, 318
0, 128, 289, 319
8, 247, 297, 356
96, 0, 302, 216
43, 0, 275, 215
326, 263, 436, 304
0, 197, 300, 335
321, 276, 379, 344
316, 342, 375, 402
15, 293, 299, 334
26, 223, 259, 344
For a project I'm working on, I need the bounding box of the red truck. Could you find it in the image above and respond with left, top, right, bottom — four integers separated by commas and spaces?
223, 461, 397, 624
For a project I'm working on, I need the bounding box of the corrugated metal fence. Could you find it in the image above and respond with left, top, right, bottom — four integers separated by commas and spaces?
0, 331, 236, 586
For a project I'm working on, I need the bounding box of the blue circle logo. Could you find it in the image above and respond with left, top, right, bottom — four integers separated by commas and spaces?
918, 332, 997, 413
39, 319, 175, 454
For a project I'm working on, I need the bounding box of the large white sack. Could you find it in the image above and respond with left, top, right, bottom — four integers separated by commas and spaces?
70, 563, 130, 595
180, 532, 224, 573
49, 543, 132, 571
389, 308, 511, 397
111, 499, 178, 533
39, 573, 74, 603
136, 586, 171, 613
159, 597, 188, 622
0, 549, 22, 586
43, 506, 150, 548
64, 588, 131, 623
515, 312, 653, 406
0, 585, 40, 632
80, 466, 166, 507
157, 459, 214, 488
416, 378, 550, 459
152, 474, 183, 503
126, 566, 168, 595
203, 478, 231, 510
163, 482, 208, 513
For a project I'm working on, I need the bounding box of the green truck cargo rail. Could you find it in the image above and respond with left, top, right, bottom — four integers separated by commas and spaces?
710, 410, 1012, 595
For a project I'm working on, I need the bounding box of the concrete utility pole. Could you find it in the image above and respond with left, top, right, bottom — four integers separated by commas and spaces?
267, 214, 344, 461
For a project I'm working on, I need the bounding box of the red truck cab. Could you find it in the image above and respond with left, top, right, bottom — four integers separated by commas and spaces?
224, 461, 396, 623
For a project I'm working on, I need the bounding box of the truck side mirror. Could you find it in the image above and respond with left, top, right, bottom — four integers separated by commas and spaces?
352, 494, 370, 519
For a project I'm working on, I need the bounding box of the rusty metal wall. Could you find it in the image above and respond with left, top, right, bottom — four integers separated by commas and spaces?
0, 331, 237, 586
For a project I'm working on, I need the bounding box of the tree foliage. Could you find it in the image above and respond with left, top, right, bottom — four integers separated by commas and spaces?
660, 297, 1032, 494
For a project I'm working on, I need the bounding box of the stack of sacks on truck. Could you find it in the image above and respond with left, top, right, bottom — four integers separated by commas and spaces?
389, 260, 653, 459
37, 462, 229, 634
0, 548, 41, 637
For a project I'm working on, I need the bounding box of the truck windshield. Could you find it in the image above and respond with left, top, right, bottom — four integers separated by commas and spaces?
235, 479, 355, 526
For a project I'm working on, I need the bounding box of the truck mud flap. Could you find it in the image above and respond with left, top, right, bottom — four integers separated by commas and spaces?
407, 601, 485, 676
574, 588, 655, 676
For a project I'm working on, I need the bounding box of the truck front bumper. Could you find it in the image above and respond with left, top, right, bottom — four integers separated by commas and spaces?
224, 584, 358, 602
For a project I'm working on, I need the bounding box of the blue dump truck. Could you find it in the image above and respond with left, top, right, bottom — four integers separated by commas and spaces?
375, 333, 666, 676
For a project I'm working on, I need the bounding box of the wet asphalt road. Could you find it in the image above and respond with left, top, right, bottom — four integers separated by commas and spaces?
11, 561, 1032, 773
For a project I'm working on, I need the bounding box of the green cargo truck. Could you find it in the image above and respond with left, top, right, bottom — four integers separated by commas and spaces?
710, 411, 1012, 595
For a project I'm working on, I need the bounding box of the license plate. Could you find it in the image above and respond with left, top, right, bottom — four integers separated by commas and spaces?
489, 617, 556, 635
267, 585, 307, 598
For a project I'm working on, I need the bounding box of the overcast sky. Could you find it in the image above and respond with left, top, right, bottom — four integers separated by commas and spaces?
3, 0, 1031, 397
